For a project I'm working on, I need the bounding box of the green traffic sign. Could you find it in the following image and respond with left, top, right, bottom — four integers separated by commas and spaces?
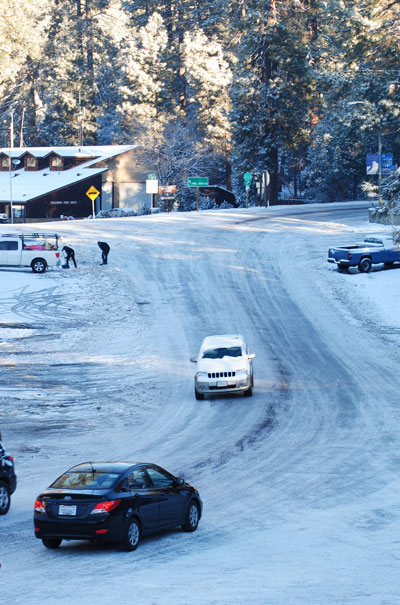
188, 177, 209, 187
147, 174, 157, 180
243, 172, 253, 184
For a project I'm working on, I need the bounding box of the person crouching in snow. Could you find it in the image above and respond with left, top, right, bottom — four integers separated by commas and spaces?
62, 245, 77, 268
98, 241, 110, 265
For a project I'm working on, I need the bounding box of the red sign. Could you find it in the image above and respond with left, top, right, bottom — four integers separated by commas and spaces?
158, 185, 177, 194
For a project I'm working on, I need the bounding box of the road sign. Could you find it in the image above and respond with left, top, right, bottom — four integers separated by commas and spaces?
147, 174, 157, 180
188, 177, 209, 187
146, 178, 159, 194
367, 153, 393, 175
86, 185, 100, 201
159, 185, 177, 194
243, 172, 253, 185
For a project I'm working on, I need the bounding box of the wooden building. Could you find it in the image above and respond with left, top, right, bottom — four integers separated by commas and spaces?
0, 145, 155, 222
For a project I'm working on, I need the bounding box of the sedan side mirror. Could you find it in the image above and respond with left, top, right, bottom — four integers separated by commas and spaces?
248, 353, 256, 359
190, 357, 197, 363
174, 477, 185, 486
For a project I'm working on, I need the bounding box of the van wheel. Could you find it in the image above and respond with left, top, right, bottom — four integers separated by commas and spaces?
31, 259, 47, 273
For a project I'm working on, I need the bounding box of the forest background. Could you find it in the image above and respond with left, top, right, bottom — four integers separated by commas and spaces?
0, 0, 399, 209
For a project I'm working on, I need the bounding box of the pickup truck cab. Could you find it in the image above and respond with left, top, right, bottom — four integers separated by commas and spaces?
328, 236, 400, 273
0, 233, 61, 273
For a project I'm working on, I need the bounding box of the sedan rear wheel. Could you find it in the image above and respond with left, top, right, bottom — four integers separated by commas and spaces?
42, 537, 62, 549
0, 481, 10, 515
182, 501, 200, 532
121, 518, 141, 551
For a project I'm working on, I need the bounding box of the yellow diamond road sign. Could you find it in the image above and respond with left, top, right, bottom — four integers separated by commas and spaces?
86, 185, 100, 201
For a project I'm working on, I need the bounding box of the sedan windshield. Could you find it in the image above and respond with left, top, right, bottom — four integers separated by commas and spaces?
50, 471, 121, 490
202, 347, 242, 359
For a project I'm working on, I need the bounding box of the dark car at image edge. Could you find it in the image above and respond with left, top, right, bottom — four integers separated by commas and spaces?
34, 461, 203, 551
0, 434, 17, 515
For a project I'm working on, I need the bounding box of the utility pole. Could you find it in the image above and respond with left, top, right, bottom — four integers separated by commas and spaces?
378, 132, 382, 205
10, 111, 14, 148
19, 108, 25, 147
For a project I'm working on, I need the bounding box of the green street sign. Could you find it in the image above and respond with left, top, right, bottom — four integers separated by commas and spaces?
243, 171, 253, 184
147, 174, 157, 180
188, 177, 209, 187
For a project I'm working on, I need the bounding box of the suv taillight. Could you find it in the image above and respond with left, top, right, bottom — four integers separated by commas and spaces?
90, 499, 121, 514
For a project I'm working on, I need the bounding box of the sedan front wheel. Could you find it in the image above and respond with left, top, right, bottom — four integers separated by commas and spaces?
182, 501, 200, 532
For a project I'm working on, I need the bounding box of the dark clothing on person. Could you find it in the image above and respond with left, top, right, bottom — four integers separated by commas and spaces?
98, 241, 110, 265
62, 245, 77, 268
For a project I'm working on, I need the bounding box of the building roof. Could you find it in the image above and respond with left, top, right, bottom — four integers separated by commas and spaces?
0, 145, 137, 203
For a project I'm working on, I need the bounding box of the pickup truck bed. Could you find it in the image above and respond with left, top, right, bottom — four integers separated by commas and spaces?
328, 236, 400, 273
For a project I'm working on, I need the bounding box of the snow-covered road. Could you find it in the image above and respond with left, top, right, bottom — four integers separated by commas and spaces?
1, 203, 400, 604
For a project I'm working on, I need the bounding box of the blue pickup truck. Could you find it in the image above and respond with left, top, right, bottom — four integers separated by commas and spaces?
328, 236, 400, 273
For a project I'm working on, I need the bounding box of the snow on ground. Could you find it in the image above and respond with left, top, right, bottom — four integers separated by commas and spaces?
1, 203, 400, 604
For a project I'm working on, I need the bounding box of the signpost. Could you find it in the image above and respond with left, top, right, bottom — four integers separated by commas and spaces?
188, 177, 209, 187
366, 148, 393, 206
243, 172, 252, 207
262, 170, 270, 207
146, 174, 158, 212
188, 177, 209, 211
158, 185, 177, 194
86, 185, 100, 218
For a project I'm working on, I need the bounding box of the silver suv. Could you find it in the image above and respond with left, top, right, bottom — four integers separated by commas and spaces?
190, 334, 255, 400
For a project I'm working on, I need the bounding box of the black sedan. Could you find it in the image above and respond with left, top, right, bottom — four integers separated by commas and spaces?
34, 461, 202, 551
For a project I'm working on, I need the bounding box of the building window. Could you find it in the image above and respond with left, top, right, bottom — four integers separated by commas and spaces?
26, 157, 38, 169
50, 156, 63, 170
1, 157, 10, 170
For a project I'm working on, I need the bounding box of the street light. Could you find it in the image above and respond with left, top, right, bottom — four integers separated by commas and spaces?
8, 155, 20, 224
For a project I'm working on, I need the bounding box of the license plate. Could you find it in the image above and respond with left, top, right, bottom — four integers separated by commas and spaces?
59, 504, 77, 516
217, 381, 228, 387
